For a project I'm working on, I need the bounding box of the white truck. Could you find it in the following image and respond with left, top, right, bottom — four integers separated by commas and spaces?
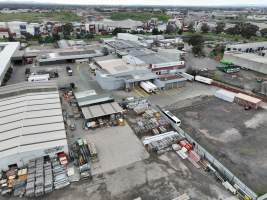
194, 75, 213, 85
28, 74, 50, 82
145, 81, 158, 92
140, 81, 153, 93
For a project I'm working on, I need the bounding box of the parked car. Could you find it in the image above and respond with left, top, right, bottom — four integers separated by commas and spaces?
66, 66, 73, 76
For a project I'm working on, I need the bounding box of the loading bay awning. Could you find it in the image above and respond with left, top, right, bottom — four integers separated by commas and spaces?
81, 102, 123, 120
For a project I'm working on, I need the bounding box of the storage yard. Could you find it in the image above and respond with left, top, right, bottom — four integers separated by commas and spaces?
170, 96, 267, 195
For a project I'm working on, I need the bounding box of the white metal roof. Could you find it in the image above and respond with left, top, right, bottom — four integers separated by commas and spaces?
0, 42, 20, 84
0, 88, 67, 160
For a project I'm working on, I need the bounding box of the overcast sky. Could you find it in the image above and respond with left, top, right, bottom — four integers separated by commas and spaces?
1, 0, 267, 6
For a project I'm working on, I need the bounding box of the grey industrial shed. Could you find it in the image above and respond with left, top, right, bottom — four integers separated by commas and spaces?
81, 102, 123, 120
0, 82, 68, 170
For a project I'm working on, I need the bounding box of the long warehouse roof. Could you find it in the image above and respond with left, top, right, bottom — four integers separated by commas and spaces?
0, 42, 20, 83
0, 81, 58, 98
0, 87, 67, 159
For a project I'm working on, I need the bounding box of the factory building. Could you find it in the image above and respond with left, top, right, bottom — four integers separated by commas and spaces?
226, 42, 267, 52
224, 52, 267, 75
100, 37, 187, 90
0, 82, 68, 170
94, 57, 157, 90
0, 42, 20, 86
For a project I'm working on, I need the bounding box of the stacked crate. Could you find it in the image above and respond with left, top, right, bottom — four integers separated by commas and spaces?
25, 160, 36, 197
35, 157, 44, 197
44, 160, 53, 194
52, 157, 70, 190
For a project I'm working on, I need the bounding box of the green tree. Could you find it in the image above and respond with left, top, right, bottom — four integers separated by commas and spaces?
85, 33, 94, 40
260, 28, 267, 37
62, 23, 73, 38
165, 24, 177, 34
188, 34, 204, 46
152, 28, 159, 35
201, 23, 210, 33
188, 34, 204, 56
177, 28, 183, 35
112, 27, 126, 36
240, 23, 259, 39
215, 22, 225, 34
188, 22, 195, 33
52, 32, 60, 41
225, 23, 259, 39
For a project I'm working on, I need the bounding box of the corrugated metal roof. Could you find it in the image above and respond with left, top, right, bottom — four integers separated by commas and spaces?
77, 93, 114, 107
81, 102, 123, 120
0, 86, 67, 160
0, 81, 57, 98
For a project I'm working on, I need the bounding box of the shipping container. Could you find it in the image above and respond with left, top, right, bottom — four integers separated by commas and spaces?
194, 75, 213, 85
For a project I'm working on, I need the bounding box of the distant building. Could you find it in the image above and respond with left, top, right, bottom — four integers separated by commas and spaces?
0, 28, 9, 39
7, 21, 28, 38
247, 15, 267, 21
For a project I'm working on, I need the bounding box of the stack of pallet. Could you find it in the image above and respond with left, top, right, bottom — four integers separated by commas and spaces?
25, 160, 36, 197
52, 157, 70, 190
44, 160, 53, 194
35, 157, 44, 197
87, 141, 98, 163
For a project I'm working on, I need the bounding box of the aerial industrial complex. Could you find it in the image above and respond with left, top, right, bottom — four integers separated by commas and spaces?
0, 5, 267, 200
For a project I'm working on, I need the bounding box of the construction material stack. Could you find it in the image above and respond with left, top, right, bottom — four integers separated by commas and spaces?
35, 157, 44, 197
52, 157, 70, 190
13, 168, 27, 197
25, 160, 36, 197
44, 158, 53, 194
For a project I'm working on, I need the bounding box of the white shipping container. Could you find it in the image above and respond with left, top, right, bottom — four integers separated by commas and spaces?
214, 89, 236, 102
28, 74, 50, 82
140, 82, 153, 93
181, 72, 194, 81
145, 81, 158, 92
195, 75, 213, 85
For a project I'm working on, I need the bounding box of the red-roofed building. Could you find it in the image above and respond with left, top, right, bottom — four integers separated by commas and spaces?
0, 28, 10, 39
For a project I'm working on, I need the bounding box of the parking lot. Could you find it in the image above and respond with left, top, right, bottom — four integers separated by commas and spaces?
8, 62, 105, 94
171, 96, 267, 195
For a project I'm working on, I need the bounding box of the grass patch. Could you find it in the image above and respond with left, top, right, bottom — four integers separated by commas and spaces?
0, 11, 81, 23
110, 12, 170, 22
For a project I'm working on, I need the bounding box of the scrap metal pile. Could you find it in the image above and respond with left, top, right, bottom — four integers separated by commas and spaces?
143, 131, 183, 154
132, 108, 171, 135
70, 139, 98, 180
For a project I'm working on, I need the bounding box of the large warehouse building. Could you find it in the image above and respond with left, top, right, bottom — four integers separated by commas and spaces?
94, 57, 157, 90
0, 42, 20, 86
0, 82, 68, 170
224, 52, 267, 74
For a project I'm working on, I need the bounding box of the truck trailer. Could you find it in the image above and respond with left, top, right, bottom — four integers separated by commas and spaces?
145, 81, 158, 92
140, 81, 153, 93
194, 75, 213, 85
28, 74, 50, 82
